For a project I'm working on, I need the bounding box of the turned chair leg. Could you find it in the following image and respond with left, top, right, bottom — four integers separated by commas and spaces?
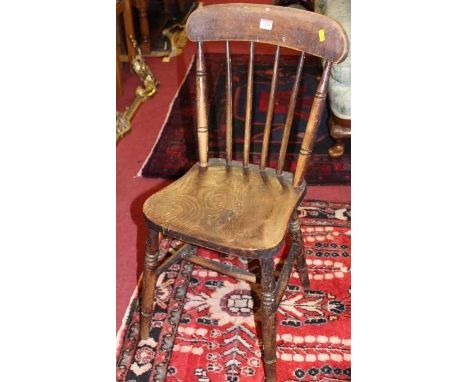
140, 227, 159, 339
290, 212, 310, 290
260, 256, 277, 382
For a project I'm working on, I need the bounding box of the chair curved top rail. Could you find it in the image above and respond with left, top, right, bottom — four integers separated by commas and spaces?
186, 3, 349, 63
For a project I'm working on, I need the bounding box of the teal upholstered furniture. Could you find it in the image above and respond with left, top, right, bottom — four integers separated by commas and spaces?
315, 0, 351, 157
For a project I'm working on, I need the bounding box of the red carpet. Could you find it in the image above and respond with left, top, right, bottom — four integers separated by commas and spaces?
117, 200, 350, 381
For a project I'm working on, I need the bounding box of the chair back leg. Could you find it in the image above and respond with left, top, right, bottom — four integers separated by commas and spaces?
290, 212, 310, 289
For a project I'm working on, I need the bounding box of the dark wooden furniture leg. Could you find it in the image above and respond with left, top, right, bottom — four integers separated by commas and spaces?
290, 211, 310, 289
123, 0, 137, 60
260, 256, 277, 382
140, 227, 159, 339
135, 0, 151, 54
116, 53, 123, 96
116, 0, 138, 96
116, 2, 124, 96
328, 113, 351, 158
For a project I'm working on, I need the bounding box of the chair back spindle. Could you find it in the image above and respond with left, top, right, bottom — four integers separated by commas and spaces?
187, 4, 348, 186
277, 51, 305, 175
243, 41, 255, 167
225, 41, 233, 165
260, 45, 281, 170
195, 41, 209, 167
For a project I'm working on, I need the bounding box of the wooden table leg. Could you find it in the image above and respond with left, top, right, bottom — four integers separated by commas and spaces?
123, 0, 137, 60
116, 54, 123, 96
328, 113, 351, 158
135, 0, 151, 54
116, 14, 124, 96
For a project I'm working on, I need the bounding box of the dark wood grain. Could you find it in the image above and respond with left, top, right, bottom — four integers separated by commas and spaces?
116, 0, 137, 95
122, 0, 136, 59
185, 253, 256, 283
328, 114, 351, 158
277, 51, 305, 175
290, 212, 310, 289
293, 60, 333, 187
134, 0, 151, 54
187, 3, 348, 63
225, 40, 233, 165
260, 45, 280, 170
146, 217, 286, 260
154, 243, 198, 277
260, 255, 277, 382
274, 241, 299, 309
243, 41, 255, 167
140, 228, 159, 339
116, 54, 123, 96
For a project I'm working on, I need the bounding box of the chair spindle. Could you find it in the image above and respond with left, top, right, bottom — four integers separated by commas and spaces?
243, 41, 255, 167
260, 45, 281, 170
293, 60, 333, 187
277, 51, 305, 175
225, 41, 233, 165
196, 41, 209, 167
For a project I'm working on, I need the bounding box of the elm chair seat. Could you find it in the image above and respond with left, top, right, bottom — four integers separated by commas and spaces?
144, 159, 306, 254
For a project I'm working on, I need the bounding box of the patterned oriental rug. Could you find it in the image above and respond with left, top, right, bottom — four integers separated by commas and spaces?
139, 54, 351, 185
116, 200, 351, 382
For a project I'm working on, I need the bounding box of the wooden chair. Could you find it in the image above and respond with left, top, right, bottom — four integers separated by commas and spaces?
139, 4, 348, 381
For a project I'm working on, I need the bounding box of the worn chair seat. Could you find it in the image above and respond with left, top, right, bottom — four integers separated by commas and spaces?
143, 158, 306, 254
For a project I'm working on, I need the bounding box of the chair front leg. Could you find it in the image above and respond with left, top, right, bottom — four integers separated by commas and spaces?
260, 256, 277, 382
140, 227, 159, 339
290, 211, 310, 290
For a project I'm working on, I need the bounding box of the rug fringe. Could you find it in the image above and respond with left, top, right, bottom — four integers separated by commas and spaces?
136, 54, 196, 178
